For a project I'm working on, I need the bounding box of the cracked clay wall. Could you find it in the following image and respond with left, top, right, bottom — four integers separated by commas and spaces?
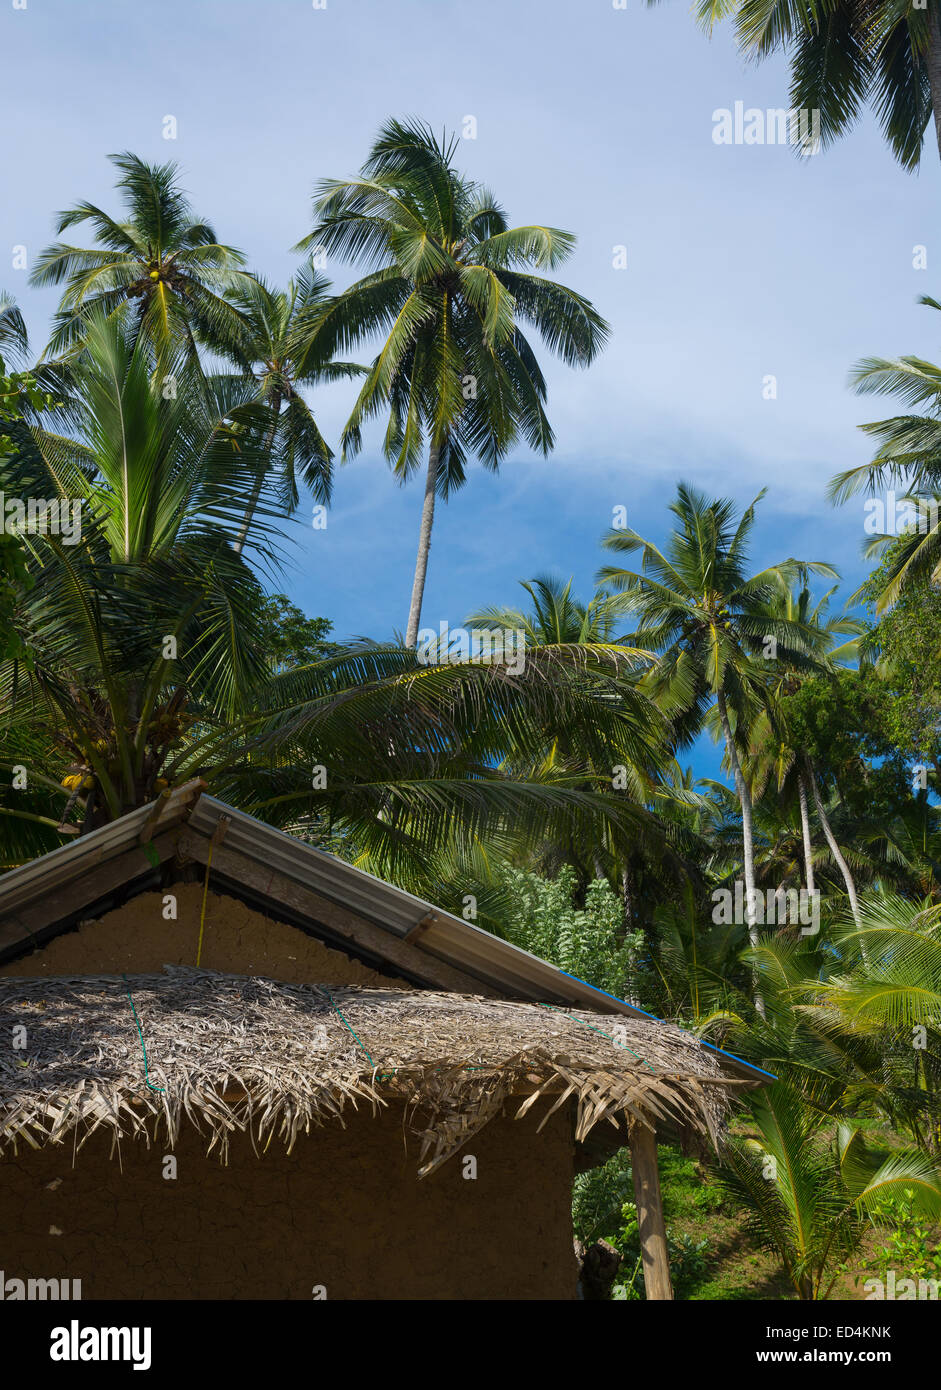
0, 890, 579, 1298
0, 1103, 577, 1299
0, 883, 409, 989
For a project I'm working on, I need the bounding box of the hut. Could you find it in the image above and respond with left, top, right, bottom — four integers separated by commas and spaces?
0, 781, 770, 1300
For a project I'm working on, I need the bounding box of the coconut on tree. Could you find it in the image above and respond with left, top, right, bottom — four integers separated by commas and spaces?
0, 304, 652, 898
29, 151, 254, 363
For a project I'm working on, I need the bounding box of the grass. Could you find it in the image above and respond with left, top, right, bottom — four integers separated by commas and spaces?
603, 1140, 941, 1301
655, 1147, 794, 1300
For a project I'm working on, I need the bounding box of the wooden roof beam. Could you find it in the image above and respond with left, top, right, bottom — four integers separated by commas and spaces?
0, 830, 181, 954
177, 830, 499, 998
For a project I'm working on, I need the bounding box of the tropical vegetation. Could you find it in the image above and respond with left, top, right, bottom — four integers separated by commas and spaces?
1, 132, 939, 1299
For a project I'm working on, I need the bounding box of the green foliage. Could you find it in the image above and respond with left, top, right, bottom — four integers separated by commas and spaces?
467, 573, 627, 647
860, 550, 941, 770
209, 263, 368, 543
298, 116, 608, 493
830, 298, 941, 607
0, 346, 51, 661
573, 1148, 711, 1300
867, 1194, 941, 1286
599, 483, 833, 745
572, 1149, 634, 1246
255, 593, 338, 671
0, 301, 666, 882
626, 1214, 706, 1291
494, 862, 641, 998
694, 0, 938, 171
640, 882, 749, 1024
784, 668, 911, 823
610, 1206, 710, 1300
30, 151, 253, 362
7, 134, 941, 1308
719, 1085, 941, 1299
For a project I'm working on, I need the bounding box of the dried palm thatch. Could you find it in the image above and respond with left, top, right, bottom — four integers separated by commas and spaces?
0, 968, 756, 1176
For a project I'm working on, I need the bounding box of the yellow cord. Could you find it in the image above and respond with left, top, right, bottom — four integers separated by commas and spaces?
195, 841, 214, 966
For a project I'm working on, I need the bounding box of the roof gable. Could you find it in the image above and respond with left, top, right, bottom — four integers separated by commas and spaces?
0, 782, 773, 1085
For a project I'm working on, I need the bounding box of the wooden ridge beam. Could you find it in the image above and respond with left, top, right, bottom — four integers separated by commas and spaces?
403, 911, 440, 944
137, 778, 206, 846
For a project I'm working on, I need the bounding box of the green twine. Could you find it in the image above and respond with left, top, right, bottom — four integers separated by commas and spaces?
319, 987, 654, 1081
319, 986, 396, 1081
537, 1001, 657, 1073
318, 988, 491, 1081
318, 985, 376, 1065
122, 975, 166, 1093
117, 978, 655, 1106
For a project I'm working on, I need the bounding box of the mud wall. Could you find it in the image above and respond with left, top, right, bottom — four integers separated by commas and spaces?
0, 884, 407, 989
0, 1104, 577, 1300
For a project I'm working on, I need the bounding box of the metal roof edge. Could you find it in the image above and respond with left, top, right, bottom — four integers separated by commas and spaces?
186, 795, 773, 1086
0, 781, 204, 920
0, 786, 772, 1087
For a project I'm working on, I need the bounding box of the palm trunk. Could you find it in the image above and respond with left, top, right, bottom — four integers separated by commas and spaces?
621, 864, 633, 927
404, 440, 440, 649
805, 757, 863, 936
621, 864, 641, 1007
233, 390, 280, 557
927, 9, 941, 161
797, 771, 815, 894
716, 689, 765, 1017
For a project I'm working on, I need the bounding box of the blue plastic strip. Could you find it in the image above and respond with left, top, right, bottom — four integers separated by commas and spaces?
556, 970, 778, 1081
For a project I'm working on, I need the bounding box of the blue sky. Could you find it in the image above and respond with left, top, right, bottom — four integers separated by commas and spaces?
3, 0, 938, 777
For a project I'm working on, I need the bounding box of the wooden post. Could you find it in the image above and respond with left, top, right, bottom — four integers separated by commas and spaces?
629, 1120, 674, 1301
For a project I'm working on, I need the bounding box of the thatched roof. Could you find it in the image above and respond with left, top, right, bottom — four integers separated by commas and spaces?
0, 787, 775, 1096
0, 968, 757, 1175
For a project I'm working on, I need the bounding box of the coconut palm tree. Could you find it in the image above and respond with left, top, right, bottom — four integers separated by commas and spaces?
0, 311, 661, 891
466, 573, 629, 649
693, 0, 941, 169
29, 151, 252, 362
831, 296, 941, 609
720, 1083, 941, 1298
598, 485, 833, 1004
857, 793, 941, 899
805, 894, 941, 1150
214, 262, 366, 552
0, 293, 69, 404
643, 878, 753, 1024
746, 578, 863, 916
296, 118, 609, 646
0, 293, 28, 365
464, 572, 678, 961
0, 303, 283, 829
0, 327, 37, 674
